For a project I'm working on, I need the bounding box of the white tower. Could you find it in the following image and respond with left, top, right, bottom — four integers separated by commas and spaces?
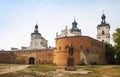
97, 14, 110, 43
29, 24, 48, 49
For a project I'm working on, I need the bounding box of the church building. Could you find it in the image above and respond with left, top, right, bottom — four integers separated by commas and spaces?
28, 24, 48, 49
0, 14, 110, 65
56, 18, 82, 38
97, 14, 110, 43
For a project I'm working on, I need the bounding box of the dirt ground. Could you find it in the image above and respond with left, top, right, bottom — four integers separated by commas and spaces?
0, 65, 29, 74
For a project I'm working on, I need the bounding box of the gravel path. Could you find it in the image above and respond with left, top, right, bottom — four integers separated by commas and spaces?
0, 65, 30, 75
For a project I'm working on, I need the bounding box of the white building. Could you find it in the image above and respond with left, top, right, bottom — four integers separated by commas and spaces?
28, 24, 48, 49
56, 19, 82, 38
97, 14, 110, 43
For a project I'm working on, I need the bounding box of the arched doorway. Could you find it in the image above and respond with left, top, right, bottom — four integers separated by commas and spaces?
29, 57, 35, 64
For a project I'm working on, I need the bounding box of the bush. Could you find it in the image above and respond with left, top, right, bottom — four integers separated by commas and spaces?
79, 61, 86, 65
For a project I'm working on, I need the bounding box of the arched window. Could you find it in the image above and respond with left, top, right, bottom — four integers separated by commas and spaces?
102, 30, 105, 35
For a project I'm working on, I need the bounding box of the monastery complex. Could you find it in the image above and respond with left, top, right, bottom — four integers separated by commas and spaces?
0, 14, 110, 65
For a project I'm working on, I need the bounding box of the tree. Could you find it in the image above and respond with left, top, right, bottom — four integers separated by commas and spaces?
105, 43, 115, 64
113, 28, 120, 64
113, 28, 120, 48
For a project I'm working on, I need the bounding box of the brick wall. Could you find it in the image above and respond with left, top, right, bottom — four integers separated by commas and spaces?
0, 49, 54, 64
54, 36, 107, 65
0, 51, 15, 63
0, 36, 107, 65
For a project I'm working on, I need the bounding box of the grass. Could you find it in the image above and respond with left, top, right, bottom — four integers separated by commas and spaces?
28, 64, 56, 72
69, 65, 120, 77
0, 64, 120, 77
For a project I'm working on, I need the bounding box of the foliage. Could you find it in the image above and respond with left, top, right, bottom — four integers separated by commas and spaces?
112, 28, 120, 64
79, 61, 86, 65
113, 28, 120, 47
105, 43, 115, 64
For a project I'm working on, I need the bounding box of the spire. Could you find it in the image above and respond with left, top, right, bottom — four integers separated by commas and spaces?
71, 18, 81, 32
101, 13, 106, 24
34, 24, 39, 33
72, 17, 77, 28
35, 24, 38, 30
97, 12, 110, 27
74, 17, 76, 23
31, 24, 41, 35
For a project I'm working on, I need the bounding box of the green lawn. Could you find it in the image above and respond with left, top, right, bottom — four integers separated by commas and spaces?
70, 65, 120, 77
0, 64, 120, 77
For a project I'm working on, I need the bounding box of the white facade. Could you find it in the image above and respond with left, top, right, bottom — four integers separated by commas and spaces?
28, 24, 48, 49
97, 14, 110, 43
56, 19, 82, 38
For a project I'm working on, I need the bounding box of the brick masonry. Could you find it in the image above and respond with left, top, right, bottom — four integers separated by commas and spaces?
0, 36, 107, 65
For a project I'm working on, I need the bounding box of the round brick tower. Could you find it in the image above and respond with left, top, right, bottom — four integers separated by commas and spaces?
54, 36, 89, 65
53, 36, 106, 65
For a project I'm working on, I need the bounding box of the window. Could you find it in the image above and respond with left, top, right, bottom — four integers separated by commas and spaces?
106, 36, 110, 38
102, 30, 105, 35
59, 47, 61, 50
65, 46, 67, 50
102, 40, 104, 43
41, 42, 43, 44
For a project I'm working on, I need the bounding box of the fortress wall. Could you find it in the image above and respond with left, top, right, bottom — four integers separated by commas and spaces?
54, 36, 106, 65
36, 49, 54, 64
0, 36, 107, 65
0, 51, 15, 63
0, 49, 54, 64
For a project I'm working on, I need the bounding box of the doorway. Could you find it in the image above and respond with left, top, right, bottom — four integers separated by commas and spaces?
29, 57, 35, 64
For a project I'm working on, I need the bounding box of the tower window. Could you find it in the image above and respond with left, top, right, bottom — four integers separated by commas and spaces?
102, 40, 104, 43
65, 46, 67, 50
59, 47, 61, 50
102, 30, 105, 35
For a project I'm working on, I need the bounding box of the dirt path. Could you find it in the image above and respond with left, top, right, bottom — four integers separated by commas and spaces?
0, 65, 30, 75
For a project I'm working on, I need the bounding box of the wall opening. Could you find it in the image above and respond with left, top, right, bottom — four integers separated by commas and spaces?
29, 57, 35, 64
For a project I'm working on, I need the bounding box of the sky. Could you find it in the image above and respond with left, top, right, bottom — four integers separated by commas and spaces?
0, 0, 120, 50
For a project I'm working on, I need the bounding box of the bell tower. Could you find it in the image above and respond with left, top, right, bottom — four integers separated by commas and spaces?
29, 24, 48, 49
97, 13, 110, 43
